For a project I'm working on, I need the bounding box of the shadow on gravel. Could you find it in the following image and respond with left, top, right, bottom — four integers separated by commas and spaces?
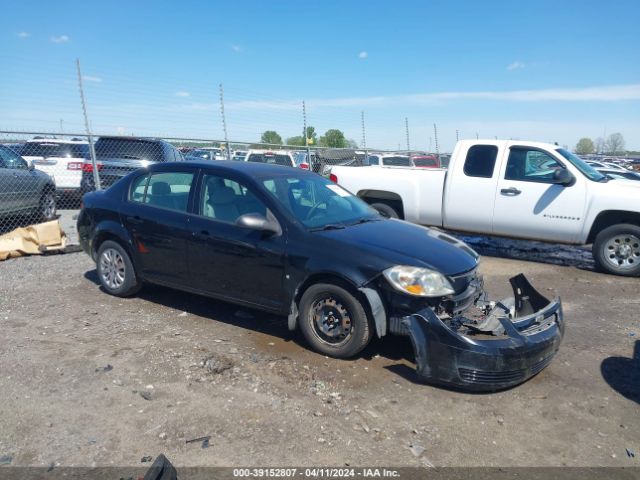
83, 270, 304, 347
600, 340, 640, 405
456, 234, 595, 271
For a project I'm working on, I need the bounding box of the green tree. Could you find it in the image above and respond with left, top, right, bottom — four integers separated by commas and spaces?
260, 130, 283, 145
305, 126, 318, 145
286, 136, 305, 146
575, 137, 595, 155
319, 129, 347, 148
346, 139, 359, 149
605, 133, 626, 155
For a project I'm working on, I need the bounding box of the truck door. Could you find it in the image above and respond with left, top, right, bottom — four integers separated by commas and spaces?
492, 146, 586, 242
443, 143, 502, 233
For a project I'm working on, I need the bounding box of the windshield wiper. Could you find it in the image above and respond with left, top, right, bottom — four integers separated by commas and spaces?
349, 217, 382, 226
309, 223, 346, 232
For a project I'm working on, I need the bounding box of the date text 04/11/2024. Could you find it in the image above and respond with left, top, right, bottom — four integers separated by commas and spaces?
232, 468, 401, 478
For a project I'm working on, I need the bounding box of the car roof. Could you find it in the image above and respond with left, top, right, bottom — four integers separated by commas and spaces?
26, 138, 88, 144
156, 159, 305, 178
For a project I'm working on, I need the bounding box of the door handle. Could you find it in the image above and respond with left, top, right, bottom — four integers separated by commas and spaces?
500, 187, 522, 196
126, 215, 143, 225
193, 230, 210, 240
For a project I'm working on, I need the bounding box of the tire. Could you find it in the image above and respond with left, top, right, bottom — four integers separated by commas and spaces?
370, 202, 399, 219
593, 224, 640, 277
96, 240, 142, 296
40, 189, 57, 222
298, 283, 372, 358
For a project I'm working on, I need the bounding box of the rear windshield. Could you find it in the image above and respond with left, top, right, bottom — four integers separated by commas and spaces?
95, 138, 164, 162
382, 156, 411, 166
247, 153, 292, 166
21, 142, 89, 159
413, 157, 438, 167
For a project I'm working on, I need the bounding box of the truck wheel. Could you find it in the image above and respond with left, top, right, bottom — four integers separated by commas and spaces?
96, 240, 142, 296
370, 202, 399, 219
593, 224, 640, 276
298, 283, 372, 358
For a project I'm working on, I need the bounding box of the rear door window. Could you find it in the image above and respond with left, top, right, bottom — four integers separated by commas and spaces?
463, 145, 498, 178
129, 172, 194, 211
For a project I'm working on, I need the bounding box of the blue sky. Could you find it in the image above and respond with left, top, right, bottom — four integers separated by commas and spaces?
1, 0, 639, 151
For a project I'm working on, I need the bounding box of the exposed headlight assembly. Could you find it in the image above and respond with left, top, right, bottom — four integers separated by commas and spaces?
383, 265, 455, 297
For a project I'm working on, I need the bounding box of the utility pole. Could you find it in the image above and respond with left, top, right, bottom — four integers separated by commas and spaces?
476, 131, 479, 140
361, 111, 368, 164
219, 83, 231, 159
405, 117, 411, 156
76, 58, 100, 190
433, 123, 440, 155
456, 129, 459, 142
303, 101, 312, 170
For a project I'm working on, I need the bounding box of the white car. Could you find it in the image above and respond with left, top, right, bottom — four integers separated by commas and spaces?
20, 138, 89, 197
244, 149, 296, 167
585, 160, 629, 172
331, 139, 640, 276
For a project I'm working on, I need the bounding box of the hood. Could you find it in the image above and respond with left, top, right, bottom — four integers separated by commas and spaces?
316, 219, 478, 276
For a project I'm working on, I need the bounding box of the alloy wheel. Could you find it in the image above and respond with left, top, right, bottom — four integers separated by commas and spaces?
100, 248, 126, 289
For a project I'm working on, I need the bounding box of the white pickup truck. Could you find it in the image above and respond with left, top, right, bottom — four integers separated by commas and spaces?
330, 139, 640, 276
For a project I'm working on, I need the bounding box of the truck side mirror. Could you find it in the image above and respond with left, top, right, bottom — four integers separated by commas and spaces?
552, 168, 575, 186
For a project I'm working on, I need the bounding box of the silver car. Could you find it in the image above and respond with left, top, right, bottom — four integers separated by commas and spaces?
0, 145, 57, 224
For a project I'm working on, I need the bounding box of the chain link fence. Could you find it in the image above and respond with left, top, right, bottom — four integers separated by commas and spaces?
1, 130, 449, 244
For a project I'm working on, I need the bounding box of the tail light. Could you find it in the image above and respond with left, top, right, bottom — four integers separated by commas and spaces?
299, 163, 309, 170
82, 162, 103, 173
329, 173, 338, 183
68, 162, 83, 170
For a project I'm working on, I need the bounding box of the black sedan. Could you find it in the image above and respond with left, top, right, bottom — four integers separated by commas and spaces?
78, 161, 564, 391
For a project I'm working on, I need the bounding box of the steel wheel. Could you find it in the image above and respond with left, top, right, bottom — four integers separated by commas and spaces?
603, 234, 640, 270
310, 296, 353, 346
99, 248, 126, 289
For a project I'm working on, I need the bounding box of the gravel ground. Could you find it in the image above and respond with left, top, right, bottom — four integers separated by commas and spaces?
0, 248, 638, 468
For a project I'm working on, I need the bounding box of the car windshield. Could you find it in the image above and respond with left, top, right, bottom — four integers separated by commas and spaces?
95, 138, 164, 162
261, 174, 380, 229
248, 153, 292, 166
556, 148, 607, 182
382, 156, 411, 166
186, 149, 214, 160
21, 142, 88, 158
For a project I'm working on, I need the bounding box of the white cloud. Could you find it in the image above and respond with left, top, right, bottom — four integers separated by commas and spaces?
175, 91, 190, 97
359, 51, 368, 59
221, 84, 640, 112
231, 45, 242, 53
507, 61, 525, 71
50, 35, 70, 44
17, 32, 30, 38
83, 75, 102, 83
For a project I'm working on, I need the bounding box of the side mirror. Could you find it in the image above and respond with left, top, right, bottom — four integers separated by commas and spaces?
236, 213, 280, 235
27, 162, 35, 171
552, 168, 575, 186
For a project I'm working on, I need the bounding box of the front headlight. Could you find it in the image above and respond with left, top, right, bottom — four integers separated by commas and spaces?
383, 265, 455, 297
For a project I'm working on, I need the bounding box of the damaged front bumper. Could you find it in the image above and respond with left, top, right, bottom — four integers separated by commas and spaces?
401, 274, 564, 391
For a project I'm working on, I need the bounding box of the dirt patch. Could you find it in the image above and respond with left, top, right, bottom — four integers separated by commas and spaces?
0, 252, 638, 467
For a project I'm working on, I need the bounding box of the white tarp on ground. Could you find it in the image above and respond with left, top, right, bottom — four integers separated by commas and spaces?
0, 221, 67, 261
